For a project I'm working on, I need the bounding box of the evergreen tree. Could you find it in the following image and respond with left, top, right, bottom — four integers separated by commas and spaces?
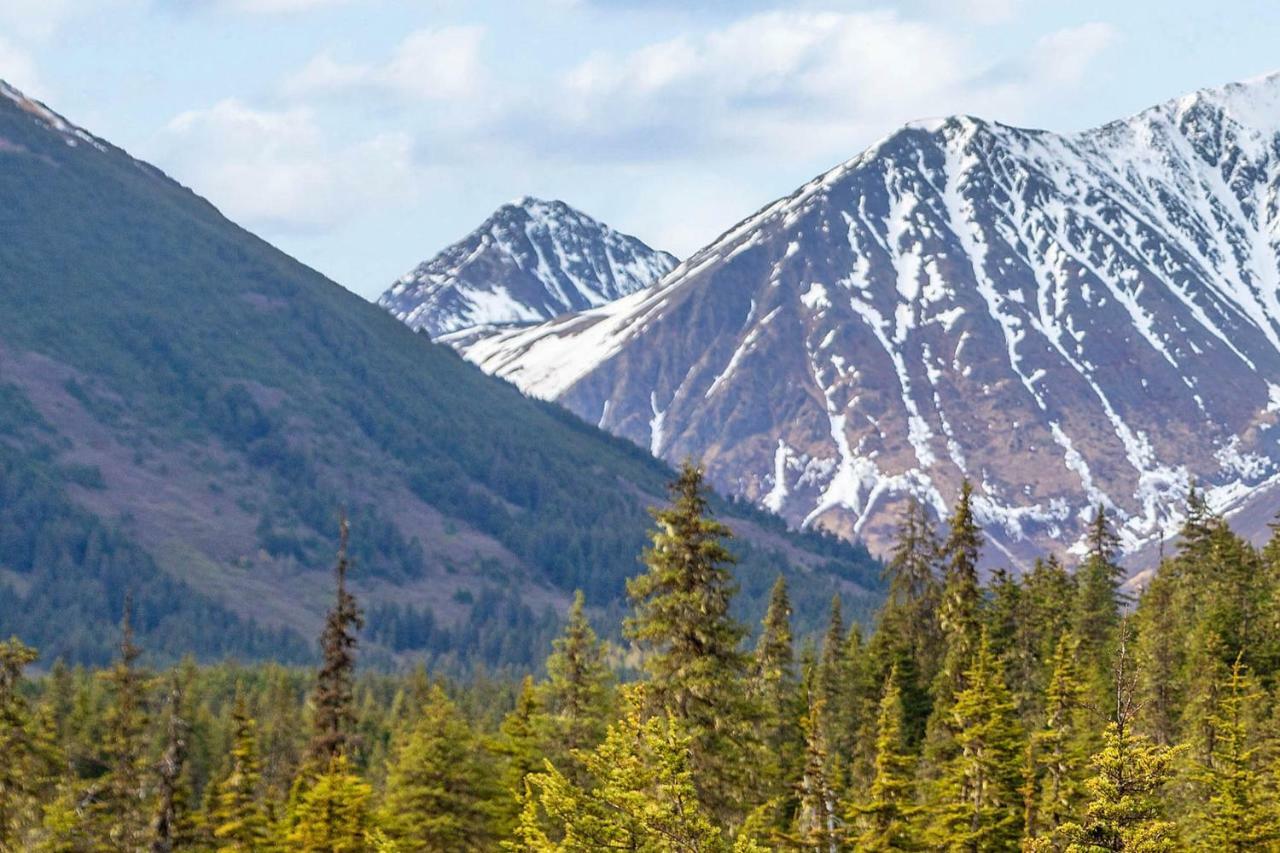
308, 515, 364, 765
93, 603, 152, 851
624, 461, 757, 821
751, 576, 802, 809
793, 692, 838, 851
380, 683, 500, 850
926, 633, 1025, 852
923, 481, 985, 780
0, 637, 57, 849
848, 665, 919, 851
1073, 507, 1124, 711
150, 672, 190, 853
873, 497, 943, 744
1057, 629, 1183, 852
1024, 633, 1091, 845
212, 689, 270, 851
937, 480, 984, 694
514, 687, 728, 852
815, 595, 851, 765
1192, 655, 1280, 850
1133, 567, 1181, 746
498, 676, 545, 803
539, 590, 612, 776
285, 755, 373, 853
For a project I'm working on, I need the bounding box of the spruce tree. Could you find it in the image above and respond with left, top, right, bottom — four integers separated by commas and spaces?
937, 479, 984, 694
923, 480, 984, 780
1057, 627, 1183, 852
793, 692, 838, 851
1024, 633, 1091, 845
1133, 567, 1181, 746
1193, 655, 1280, 849
539, 590, 612, 776
150, 672, 190, 853
815, 595, 851, 764
94, 603, 152, 850
926, 632, 1025, 851
514, 686, 728, 852
1073, 506, 1124, 711
848, 665, 920, 851
212, 689, 270, 851
1020, 555, 1077, 713
308, 515, 364, 765
872, 497, 943, 745
284, 755, 373, 853
498, 676, 545, 804
624, 460, 757, 822
751, 576, 802, 808
0, 638, 57, 849
380, 683, 500, 850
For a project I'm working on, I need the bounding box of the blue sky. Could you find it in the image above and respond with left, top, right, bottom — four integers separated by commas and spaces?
3, 0, 1279, 299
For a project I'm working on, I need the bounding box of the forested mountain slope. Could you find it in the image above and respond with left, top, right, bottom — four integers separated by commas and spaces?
0, 81, 879, 666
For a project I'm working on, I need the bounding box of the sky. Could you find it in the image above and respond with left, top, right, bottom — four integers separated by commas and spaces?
2, 0, 1280, 300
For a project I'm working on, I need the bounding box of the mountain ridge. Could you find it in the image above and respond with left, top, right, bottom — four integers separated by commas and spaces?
457, 72, 1280, 567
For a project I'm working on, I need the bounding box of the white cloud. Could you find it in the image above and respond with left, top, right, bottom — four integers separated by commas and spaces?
0, 0, 78, 40
213, 0, 353, 13
236, 0, 344, 9
0, 36, 44, 97
942, 0, 1024, 25
158, 98, 416, 233
1030, 22, 1119, 87
284, 26, 487, 102
545, 10, 1117, 163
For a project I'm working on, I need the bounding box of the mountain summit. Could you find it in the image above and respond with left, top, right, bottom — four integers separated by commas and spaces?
460, 73, 1280, 566
379, 197, 677, 338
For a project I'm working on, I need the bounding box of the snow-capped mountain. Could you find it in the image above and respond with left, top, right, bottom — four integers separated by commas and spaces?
379, 197, 677, 338
460, 73, 1280, 566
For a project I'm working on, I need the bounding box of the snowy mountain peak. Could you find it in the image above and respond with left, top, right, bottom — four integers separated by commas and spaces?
459, 75, 1280, 568
379, 197, 677, 338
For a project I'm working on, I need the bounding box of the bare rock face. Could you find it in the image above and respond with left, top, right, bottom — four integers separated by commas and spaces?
379, 197, 677, 339
459, 75, 1280, 567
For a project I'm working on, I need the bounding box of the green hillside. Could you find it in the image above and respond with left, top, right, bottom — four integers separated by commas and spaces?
0, 85, 881, 667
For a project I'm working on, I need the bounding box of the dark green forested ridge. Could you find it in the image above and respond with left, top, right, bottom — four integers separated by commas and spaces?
0, 84, 880, 666
5, 463, 1280, 851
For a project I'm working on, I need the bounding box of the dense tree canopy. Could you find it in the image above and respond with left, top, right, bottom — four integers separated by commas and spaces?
2, 471, 1279, 851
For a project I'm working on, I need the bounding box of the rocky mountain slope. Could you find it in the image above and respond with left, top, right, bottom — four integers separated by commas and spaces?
379, 197, 676, 338
0, 82, 879, 666
460, 73, 1280, 567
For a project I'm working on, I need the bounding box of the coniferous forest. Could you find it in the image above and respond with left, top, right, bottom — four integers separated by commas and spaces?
2, 462, 1278, 851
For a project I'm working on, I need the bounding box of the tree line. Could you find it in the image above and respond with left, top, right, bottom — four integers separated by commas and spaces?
1, 463, 1277, 850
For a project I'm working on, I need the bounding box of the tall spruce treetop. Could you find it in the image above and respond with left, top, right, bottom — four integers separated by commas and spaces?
928, 632, 1026, 851
308, 515, 364, 764
1074, 507, 1124, 652
541, 590, 612, 757
849, 664, 919, 852
212, 687, 269, 850
96, 601, 152, 850
885, 496, 942, 612
751, 576, 801, 812
625, 461, 749, 715
624, 460, 755, 822
936, 480, 983, 695
753, 576, 795, 692
1194, 655, 1280, 849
